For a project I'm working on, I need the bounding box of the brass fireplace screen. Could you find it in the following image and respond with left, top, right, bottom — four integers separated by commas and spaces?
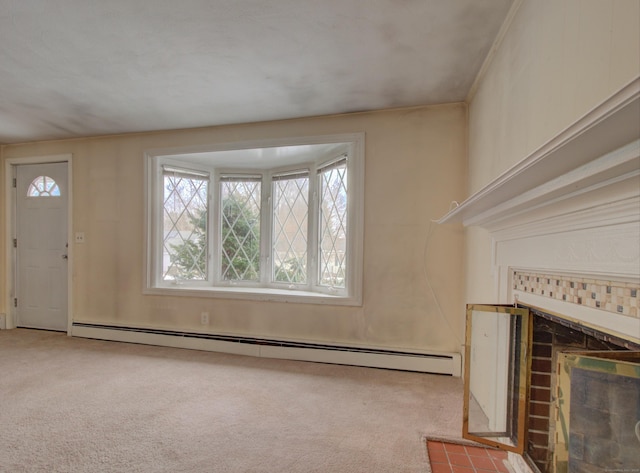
463, 304, 640, 472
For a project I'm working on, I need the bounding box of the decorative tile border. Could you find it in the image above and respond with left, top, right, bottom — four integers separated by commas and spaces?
513, 271, 639, 319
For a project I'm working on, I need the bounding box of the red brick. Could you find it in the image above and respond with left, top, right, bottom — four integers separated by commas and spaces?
465, 445, 490, 457
448, 453, 472, 468
429, 450, 449, 464
532, 343, 552, 358
530, 387, 551, 402
444, 443, 467, 454
451, 466, 474, 473
470, 455, 498, 471
531, 357, 552, 372
529, 401, 550, 417
528, 431, 550, 446
530, 372, 551, 389
487, 449, 507, 461
528, 415, 549, 432
431, 463, 452, 473
427, 441, 446, 453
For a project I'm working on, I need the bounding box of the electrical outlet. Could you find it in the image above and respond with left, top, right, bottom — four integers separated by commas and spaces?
200, 312, 209, 325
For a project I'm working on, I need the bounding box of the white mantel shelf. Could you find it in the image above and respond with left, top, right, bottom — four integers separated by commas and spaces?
438, 78, 640, 229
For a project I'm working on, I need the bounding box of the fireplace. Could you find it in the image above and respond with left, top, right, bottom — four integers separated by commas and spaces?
511, 271, 640, 473
525, 307, 640, 473
439, 80, 640, 473
462, 300, 640, 473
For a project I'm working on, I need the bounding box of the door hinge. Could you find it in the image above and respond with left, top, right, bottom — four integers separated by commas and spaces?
14, 298, 17, 308
13, 238, 17, 248
13, 178, 17, 188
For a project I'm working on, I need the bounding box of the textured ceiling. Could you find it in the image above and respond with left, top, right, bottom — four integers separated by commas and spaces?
0, 0, 512, 144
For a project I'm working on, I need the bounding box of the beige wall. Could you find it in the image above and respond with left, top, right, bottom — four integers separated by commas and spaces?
0, 145, 4, 318
1, 104, 467, 353
466, 0, 640, 302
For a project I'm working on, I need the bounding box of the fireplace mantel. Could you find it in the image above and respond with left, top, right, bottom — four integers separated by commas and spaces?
438, 78, 639, 231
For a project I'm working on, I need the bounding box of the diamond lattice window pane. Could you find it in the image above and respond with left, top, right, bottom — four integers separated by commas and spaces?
220, 177, 261, 281
318, 160, 347, 288
162, 170, 209, 281
272, 173, 309, 284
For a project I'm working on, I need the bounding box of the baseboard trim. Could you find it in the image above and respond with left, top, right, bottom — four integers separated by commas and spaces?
71, 323, 461, 376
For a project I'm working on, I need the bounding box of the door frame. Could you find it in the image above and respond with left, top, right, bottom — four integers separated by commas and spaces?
4, 154, 73, 333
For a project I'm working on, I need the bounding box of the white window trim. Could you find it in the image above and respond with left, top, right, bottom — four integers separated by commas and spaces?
143, 133, 365, 306
267, 166, 310, 290
150, 158, 212, 287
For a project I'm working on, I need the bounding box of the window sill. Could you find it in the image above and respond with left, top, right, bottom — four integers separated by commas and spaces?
144, 285, 361, 306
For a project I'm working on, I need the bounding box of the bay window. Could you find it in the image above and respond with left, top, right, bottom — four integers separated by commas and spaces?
145, 134, 364, 305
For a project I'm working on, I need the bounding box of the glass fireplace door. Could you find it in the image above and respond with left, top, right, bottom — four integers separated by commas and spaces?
463, 304, 532, 453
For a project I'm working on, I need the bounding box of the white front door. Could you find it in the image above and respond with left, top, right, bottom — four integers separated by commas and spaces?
15, 163, 69, 331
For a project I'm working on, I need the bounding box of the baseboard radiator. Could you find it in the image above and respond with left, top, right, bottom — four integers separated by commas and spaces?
71, 323, 461, 376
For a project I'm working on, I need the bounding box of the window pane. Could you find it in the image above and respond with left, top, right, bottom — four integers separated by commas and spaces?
220, 177, 261, 281
162, 170, 208, 281
318, 160, 347, 288
272, 173, 309, 284
27, 176, 60, 197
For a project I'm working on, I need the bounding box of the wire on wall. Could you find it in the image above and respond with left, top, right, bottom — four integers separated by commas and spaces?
423, 219, 463, 345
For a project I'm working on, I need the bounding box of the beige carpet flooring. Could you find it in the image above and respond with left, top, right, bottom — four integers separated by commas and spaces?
0, 329, 464, 472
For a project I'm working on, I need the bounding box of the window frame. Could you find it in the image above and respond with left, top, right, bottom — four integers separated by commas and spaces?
316, 155, 349, 291
216, 171, 264, 284
27, 175, 61, 197
269, 166, 311, 290
144, 133, 364, 306
152, 159, 213, 287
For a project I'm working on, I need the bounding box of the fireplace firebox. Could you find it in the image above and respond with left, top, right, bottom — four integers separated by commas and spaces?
463, 304, 640, 473
525, 308, 640, 473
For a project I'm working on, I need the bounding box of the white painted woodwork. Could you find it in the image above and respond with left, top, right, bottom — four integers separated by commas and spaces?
71, 324, 462, 376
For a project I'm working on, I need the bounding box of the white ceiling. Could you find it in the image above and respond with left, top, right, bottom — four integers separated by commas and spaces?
0, 0, 512, 145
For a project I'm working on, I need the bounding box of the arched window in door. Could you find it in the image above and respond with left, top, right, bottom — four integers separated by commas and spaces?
27, 176, 61, 197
